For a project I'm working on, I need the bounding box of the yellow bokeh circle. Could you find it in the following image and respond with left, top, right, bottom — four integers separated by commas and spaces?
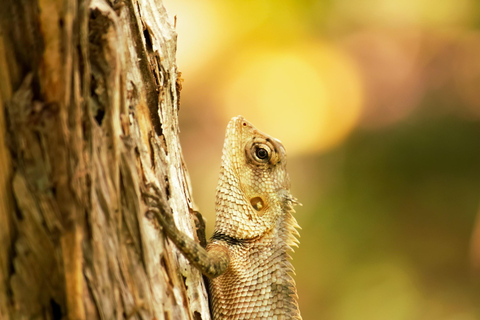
221, 42, 364, 155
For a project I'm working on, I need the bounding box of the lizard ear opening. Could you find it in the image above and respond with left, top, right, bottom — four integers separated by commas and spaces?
250, 197, 265, 213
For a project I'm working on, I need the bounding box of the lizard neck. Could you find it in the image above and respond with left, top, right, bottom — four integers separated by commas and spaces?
209, 202, 302, 320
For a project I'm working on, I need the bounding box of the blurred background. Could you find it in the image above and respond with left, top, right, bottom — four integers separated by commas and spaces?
163, 0, 480, 319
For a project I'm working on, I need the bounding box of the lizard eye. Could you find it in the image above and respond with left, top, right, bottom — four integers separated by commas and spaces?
251, 144, 271, 163
255, 147, 268, 159
245, 139, 279, 166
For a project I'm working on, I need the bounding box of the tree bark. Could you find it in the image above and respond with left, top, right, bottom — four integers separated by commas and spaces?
0, 0, 210, 319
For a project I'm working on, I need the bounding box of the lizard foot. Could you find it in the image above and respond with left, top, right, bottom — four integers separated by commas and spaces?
142, 183, 175, 227
142, 183, 162, 203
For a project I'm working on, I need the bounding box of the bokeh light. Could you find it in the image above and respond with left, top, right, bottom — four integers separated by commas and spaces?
164, 0, 480, 319
220, 44, 362, 154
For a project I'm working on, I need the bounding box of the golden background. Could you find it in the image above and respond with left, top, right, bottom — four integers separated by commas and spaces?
164, 0, 480, 318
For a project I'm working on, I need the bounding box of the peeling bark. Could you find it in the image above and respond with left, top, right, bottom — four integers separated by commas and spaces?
0, 0, 210, 319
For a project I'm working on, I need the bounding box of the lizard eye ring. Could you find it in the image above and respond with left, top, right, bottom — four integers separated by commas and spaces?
253, 144, 271, 162
247, 142, 272, 164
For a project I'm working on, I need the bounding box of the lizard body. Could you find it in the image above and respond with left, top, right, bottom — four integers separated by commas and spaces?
147, 116, 302, 319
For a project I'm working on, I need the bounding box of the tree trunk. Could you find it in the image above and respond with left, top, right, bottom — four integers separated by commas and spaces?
0, 0, 210, 319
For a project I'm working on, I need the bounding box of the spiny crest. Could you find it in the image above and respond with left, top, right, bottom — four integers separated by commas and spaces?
275, 196, 302, 319
285, 208, 301, 249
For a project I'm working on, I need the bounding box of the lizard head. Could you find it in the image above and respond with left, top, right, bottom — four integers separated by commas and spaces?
214, 116, 296, 240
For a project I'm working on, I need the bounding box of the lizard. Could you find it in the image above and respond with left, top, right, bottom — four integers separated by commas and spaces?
145, 116, 302, 320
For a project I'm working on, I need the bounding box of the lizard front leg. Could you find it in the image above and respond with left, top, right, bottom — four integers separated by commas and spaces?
143, 186, 229, 279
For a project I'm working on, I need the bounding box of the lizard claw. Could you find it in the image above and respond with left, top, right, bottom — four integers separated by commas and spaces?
142, 182, 176, 227
142, 183, 162, 202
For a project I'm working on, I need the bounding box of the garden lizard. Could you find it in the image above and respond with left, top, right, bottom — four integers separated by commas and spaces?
146, 116, 302, 319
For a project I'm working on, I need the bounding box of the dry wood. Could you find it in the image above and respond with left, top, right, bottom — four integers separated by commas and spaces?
0, 0, 210, 319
